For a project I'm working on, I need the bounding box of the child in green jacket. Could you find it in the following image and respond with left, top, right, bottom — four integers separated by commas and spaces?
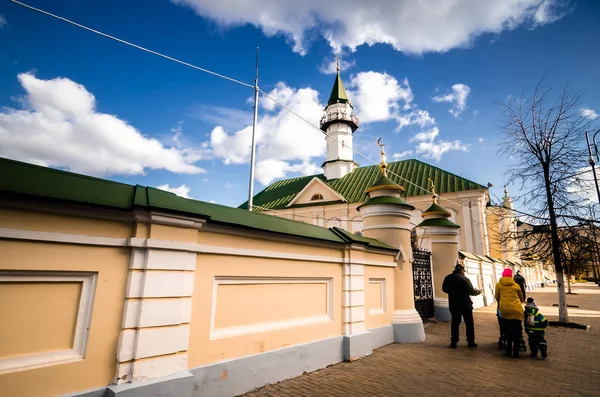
524, 297, 548, 359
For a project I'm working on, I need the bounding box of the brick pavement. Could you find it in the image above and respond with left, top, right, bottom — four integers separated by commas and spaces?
243, 282, 600, 397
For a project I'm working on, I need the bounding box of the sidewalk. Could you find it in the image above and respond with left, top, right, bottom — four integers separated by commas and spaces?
244, 282, 600, 397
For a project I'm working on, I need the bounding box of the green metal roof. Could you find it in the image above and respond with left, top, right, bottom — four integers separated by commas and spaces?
327, 72, 350, 106
0, 157, 395, 250
422, 202, 451, 216
240, 159, 485, 211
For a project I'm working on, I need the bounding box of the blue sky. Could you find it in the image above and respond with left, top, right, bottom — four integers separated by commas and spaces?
1, 0, 599, 208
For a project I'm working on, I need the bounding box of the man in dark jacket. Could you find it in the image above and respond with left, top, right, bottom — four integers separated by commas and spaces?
514, 270, 527, 300
442, 264, 481, 348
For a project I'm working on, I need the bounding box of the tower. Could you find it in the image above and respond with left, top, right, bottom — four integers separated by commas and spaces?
320, 58, 359, 180
415, 179, 460, 322
358, 140, 425, 343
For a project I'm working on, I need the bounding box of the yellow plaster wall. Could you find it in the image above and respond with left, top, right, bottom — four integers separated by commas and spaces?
485, 209, 504, 259
0, 241, 129, 397
0, 207, 132, 238
364, 266, 394, 329
214, 283, 328, 328
431, 240, 459, 299
188, 254, 342, 367
0, 282, 81, 358
197, 230, 343, 259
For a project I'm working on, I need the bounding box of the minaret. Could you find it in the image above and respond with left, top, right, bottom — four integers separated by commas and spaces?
320, 57, 359, 180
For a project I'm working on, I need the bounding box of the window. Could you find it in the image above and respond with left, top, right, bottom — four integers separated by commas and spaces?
524, 241, 530, 249
311, 194, 324, 201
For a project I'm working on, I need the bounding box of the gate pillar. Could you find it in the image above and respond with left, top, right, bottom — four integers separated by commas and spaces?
415, 180, 460, 322
358, 140, 425, 343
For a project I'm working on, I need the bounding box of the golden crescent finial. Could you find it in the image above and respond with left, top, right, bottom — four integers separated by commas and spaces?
335, 55, 340, 73
377, 138, 387, 177
428, 177, 438, 204
503, 184, 508, 197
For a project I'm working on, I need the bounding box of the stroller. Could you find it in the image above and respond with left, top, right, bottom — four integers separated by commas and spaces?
497, 307, 527, 351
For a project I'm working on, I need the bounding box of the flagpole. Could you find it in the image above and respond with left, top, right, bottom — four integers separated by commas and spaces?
247, 48, 259, 211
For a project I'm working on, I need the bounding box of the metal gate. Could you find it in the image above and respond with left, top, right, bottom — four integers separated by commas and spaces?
412, 248, 434, 320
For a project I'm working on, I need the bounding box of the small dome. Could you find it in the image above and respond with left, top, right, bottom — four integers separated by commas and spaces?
365, 176, 405, 194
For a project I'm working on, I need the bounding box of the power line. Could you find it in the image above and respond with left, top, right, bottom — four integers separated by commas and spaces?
9, 0, 254, 89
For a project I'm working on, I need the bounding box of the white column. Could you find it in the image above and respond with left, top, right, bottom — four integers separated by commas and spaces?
341, 209, 349, 232
471, 199, 484, 255
114, 248, 196, 384
342, 262, 372, 361
461, 200, 473, 252
342, 263, 366, 335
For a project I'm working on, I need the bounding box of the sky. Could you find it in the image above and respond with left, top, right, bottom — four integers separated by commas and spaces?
0, 0, 599, 209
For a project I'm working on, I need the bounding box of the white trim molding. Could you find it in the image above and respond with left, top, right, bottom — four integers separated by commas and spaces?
209, 277, 333, 340
368, 278, 386, 315
0, 271, 97, 374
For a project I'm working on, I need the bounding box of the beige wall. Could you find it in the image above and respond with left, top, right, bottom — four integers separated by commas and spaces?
0, 207, 132, 238
0, 199, 399, 396
198, 230, 342, 258
364, 266, 394, 329
0, 240, 129, 397
188, 254, 343, 367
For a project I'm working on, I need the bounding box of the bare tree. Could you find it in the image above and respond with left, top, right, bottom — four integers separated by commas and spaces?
499, 79, 593, 323
559, 228, 595, 294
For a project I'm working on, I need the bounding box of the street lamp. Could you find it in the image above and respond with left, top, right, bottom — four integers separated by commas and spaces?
585, 130, 600, 208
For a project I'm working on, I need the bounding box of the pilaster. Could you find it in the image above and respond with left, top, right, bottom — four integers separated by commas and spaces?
342, 262, 372, 361
461, 200, 473, 252
114, 248, 195, 385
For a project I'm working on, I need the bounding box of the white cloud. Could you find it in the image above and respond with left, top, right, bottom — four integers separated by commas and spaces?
581, 108, 599, 120
209, 82, 326, 185
191, 105, 253, 131
478, 137, 485, 143
410, 127, 439, 143
0, 73, 207, 176
157, 184, 192, 198
432, 84, 471, 117
347, 72, 413, 123
172, 0, 569, 55
393, 150, 413, 160
396, 109, 435, 131
255, 159, 321, 185
0, 14, 7, 29
415, 140, 470, 162
319, 57, 356, 75
567, 166, 599, 204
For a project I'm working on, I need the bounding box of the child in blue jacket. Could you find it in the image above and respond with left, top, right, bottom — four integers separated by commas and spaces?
524, 297, 548, 359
